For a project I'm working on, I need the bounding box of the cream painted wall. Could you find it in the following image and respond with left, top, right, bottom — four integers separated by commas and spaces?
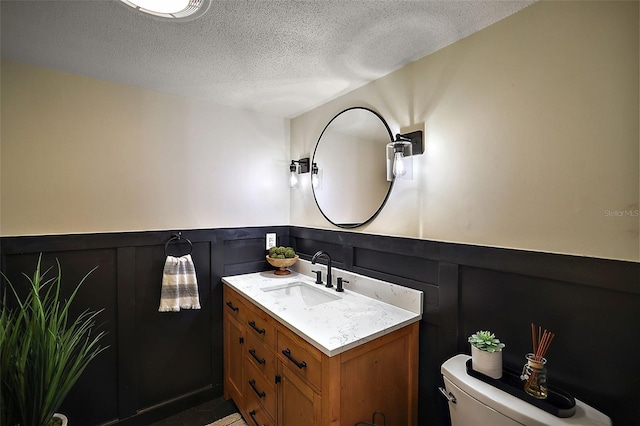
1, 61, 291, 236
291, 1, 639, 262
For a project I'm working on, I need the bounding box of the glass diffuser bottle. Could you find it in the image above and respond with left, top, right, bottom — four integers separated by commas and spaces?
521, 353, 548, 399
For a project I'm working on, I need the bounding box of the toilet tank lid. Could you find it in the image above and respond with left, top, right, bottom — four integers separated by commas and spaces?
441, 354, 611, 426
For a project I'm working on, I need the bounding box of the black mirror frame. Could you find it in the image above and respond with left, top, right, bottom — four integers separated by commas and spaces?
311, 106, 395, 229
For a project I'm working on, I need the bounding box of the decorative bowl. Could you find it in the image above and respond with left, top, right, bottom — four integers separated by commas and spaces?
266, 255, 299, 275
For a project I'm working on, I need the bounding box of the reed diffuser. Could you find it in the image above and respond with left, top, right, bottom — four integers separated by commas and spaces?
521, 323, 555, 399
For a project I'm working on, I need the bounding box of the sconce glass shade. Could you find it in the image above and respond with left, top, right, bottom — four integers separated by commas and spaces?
387, 140, 412, 180
289, 158, 310, 188
289, 161, 298, 188
311, 162, 320, 189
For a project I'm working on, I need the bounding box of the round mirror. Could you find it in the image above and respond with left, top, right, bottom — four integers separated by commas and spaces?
312, 107, 394, 228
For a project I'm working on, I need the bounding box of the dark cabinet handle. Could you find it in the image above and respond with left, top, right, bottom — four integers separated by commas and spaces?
248, 379, 266, 398
226, 301, 239, 312
248, 320, 266, 335
248, 348, 266, 365
248, 410, 264, 426
282, 348, 307, 369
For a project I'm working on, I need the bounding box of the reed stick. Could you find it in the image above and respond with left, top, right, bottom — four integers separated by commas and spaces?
530, 323, 554, 360
526, 324, 555, 395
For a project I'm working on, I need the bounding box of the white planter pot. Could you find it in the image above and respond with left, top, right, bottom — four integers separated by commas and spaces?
52, 413, 68, 426
471, 345, 503, 379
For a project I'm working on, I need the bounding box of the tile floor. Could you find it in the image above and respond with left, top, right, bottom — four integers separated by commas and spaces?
149, 397, 240, 426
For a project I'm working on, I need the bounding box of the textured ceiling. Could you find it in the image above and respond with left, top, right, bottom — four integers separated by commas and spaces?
1, 0, 534, 118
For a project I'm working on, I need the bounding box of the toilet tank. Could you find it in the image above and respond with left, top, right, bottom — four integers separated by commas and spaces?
441, 355, 611, 426
443, 375, 523, 425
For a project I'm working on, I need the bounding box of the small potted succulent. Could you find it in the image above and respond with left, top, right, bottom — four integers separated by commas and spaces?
468, 330, 505, 379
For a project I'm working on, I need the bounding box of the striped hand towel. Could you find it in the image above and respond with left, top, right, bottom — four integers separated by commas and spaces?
158, 254, 201, 312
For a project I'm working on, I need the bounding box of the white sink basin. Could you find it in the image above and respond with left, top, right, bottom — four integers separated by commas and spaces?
261, 281, 340, 307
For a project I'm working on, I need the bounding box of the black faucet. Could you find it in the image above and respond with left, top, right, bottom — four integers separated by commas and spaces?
311, 250, 332, 288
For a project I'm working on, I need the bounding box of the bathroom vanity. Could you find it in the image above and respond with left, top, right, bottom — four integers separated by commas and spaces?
222, 264, 422, 426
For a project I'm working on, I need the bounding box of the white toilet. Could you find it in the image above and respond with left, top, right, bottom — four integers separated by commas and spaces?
440, 355, 611, 426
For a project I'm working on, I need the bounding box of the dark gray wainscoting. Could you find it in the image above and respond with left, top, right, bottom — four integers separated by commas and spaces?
0, 227, 290, 426
2, 226, 638, 425
289, 226, 639, 426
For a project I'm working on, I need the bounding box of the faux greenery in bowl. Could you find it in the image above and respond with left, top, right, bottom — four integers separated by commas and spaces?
266, 246, 298, 275
0, 255, 108, 426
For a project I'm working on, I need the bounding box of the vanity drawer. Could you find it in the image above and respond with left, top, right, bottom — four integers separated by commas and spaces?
245, 357, 277, 420
244, 304, 276, 349
277, 330, 322, 391
246, 332, 276, 380
223, 286, 247, 323
246, 398, 276, 426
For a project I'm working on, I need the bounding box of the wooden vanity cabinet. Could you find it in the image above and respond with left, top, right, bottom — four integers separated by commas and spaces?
224, 285, 277, 425
223, 284, 419, 426
223, 288, 247, 407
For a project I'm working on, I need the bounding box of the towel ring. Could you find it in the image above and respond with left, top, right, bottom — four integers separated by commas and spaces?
164, 232, 193, 257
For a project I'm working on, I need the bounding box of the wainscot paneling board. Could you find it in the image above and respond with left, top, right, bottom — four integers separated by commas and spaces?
459, 265, 640, 425
2, 226, 638, 426
0, 226, 289, 426
2, 249, 120, 425
134, 242, 213, 409
289, 226, 639, 426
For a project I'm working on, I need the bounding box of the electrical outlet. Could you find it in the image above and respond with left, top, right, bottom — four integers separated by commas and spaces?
266, 233, 277, 250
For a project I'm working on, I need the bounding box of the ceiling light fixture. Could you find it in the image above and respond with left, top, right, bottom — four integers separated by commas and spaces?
119, 0, 210, 19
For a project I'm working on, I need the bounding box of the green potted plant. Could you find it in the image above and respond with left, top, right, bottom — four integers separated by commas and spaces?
468, 330, 505, 379
0, 255, 108, 426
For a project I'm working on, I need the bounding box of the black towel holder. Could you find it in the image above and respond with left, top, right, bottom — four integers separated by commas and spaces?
164, 232, 193, 257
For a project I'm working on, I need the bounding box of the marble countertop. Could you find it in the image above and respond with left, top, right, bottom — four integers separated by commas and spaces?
222, 260, 423, 356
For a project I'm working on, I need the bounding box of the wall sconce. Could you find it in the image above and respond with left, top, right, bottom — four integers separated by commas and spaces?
386, 130, 423, 180
311, 162, 321, 189
289, 157, 310, 188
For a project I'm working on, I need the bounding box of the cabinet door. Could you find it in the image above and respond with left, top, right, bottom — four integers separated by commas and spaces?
277, 364, 321, 426
224, 313, 245, 406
